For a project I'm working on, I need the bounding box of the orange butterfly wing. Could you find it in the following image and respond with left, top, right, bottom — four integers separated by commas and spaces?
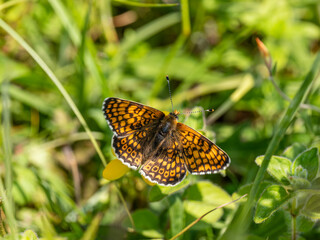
177, 123, 230, 175
103, 98, 165, 169
103, 97, 165, 137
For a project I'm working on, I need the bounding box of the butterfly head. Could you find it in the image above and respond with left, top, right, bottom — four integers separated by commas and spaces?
170, 110, 180, 120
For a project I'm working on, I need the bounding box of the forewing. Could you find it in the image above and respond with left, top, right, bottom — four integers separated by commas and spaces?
140, 146, 187, 186
177, 123, 230, 175
103, 97, 165, 137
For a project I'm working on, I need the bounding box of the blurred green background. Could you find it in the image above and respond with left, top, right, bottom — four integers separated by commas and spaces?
0, 0, 319, 239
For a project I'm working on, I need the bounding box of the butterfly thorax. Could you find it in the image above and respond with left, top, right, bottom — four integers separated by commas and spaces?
151, 112, 179, 152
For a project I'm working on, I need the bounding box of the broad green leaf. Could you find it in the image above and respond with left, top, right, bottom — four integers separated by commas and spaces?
169, 196, 184, 239
296, 215, 315, 233
149, 179, 190, 202
301, 194, 320, 220
183, 200, 223, 225
282, 143, 307, 161
292, 148, 319, 181
254, 185, 292, 223
184, 181, 233, 209
255, 155, 291, 185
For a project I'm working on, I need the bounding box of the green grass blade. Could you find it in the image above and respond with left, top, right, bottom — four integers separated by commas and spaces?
113, 0, 179, 7
0, 18, 107, 167
220, 52, 320, 240
0, 81, 18, 239
180, 0, 190, 36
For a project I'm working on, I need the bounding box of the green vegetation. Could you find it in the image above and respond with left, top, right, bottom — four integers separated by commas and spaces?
0, 0, 319, 239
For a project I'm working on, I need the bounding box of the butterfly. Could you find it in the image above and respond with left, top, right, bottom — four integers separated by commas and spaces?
102, 97, 230, 186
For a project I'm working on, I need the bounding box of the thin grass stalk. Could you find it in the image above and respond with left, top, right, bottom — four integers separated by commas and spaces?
0, 81, 17, 239
1, 81, 13, 211
0, 18, 107, 167
180, 0, 191, 36
0, 179, 17, 239
101, 0, 118, 44
220, 52, 320, 240
113, 0, 179, 7
170, 194, 247, 240
77, 0, 92, 111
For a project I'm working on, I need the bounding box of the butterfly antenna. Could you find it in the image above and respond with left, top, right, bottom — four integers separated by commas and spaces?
181, 108, 215, 115
166, 75, 174, 113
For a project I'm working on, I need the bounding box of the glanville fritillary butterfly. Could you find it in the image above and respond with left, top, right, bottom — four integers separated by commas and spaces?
102, 94, 230, 186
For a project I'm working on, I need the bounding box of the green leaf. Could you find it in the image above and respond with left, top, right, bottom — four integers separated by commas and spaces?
169, 196, 184, 239
183, 200, 223, 225
301, 194, 320, 220
184, 181, 233, 209
282, 143, 307, 161
292, 148, 319, 181
296, 215, 315, 233
149, 179, 190, 202
254, 185, 292, 223
255, 155, 291, 185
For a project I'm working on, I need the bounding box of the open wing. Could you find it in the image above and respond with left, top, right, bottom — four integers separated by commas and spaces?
102, 97, 165, 137
177, 123, 230, 175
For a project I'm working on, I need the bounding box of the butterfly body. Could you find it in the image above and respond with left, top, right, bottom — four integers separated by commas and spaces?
103, 97, 230, 186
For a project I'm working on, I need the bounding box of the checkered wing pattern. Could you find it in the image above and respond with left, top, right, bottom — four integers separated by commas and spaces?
112, 128, 152, 170
177, 123, 230, 175
139, 144, 187, 186
103, 97, 165, 137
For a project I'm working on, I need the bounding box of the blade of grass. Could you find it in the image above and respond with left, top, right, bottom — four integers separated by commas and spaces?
113, 0, 179, 7
2, 81, 13, 206
76, 0, 92, 110
80, 213, 104, 240
220, 52, 320, 240
0, 80, 18, 239
101, 0, 119, 44
0, 179, 17, 239
0, 18, 107, 167
114, 183, 135, 230
180, 0, 190, 36
170, 194, 247, 240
